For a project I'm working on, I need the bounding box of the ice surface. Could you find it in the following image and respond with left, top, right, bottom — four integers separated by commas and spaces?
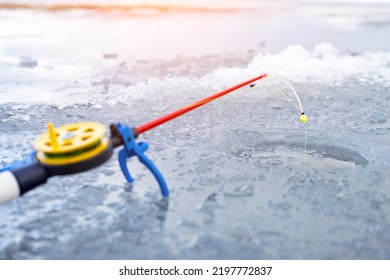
0, 1, 390, 260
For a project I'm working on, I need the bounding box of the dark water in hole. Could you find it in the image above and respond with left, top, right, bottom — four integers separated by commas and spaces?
233, 141, 369, 167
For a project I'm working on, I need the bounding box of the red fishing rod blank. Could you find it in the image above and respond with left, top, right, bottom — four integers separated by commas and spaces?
137, 73, 267, 134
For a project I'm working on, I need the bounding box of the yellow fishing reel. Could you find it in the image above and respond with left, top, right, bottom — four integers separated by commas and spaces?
33, 122, 113, 175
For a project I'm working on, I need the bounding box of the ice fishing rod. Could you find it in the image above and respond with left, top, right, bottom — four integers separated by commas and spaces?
0, 73, 277, 204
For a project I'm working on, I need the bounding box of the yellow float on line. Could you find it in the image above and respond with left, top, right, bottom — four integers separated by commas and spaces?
300, 114, 308, 123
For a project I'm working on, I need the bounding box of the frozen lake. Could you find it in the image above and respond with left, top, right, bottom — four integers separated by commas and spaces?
0, 0, 390, 259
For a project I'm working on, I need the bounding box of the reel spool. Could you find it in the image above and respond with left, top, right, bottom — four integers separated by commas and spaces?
33, 122, 113, 175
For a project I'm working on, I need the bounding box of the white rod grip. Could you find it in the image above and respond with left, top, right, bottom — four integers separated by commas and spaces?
0, 171, 21, 204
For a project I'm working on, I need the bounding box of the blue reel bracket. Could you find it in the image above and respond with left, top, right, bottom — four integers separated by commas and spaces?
115, 123, 169, 198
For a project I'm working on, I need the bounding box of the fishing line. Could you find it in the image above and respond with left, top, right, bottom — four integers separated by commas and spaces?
272, 80, 302, 111
279, 80, 304, 114
267, 77, 304, 113
304, 121, 308, 165
266, 76, 308, 164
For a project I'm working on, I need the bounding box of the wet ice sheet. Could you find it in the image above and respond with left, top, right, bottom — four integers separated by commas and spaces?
1, 1, 390, 260
1, 80, 389, 259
